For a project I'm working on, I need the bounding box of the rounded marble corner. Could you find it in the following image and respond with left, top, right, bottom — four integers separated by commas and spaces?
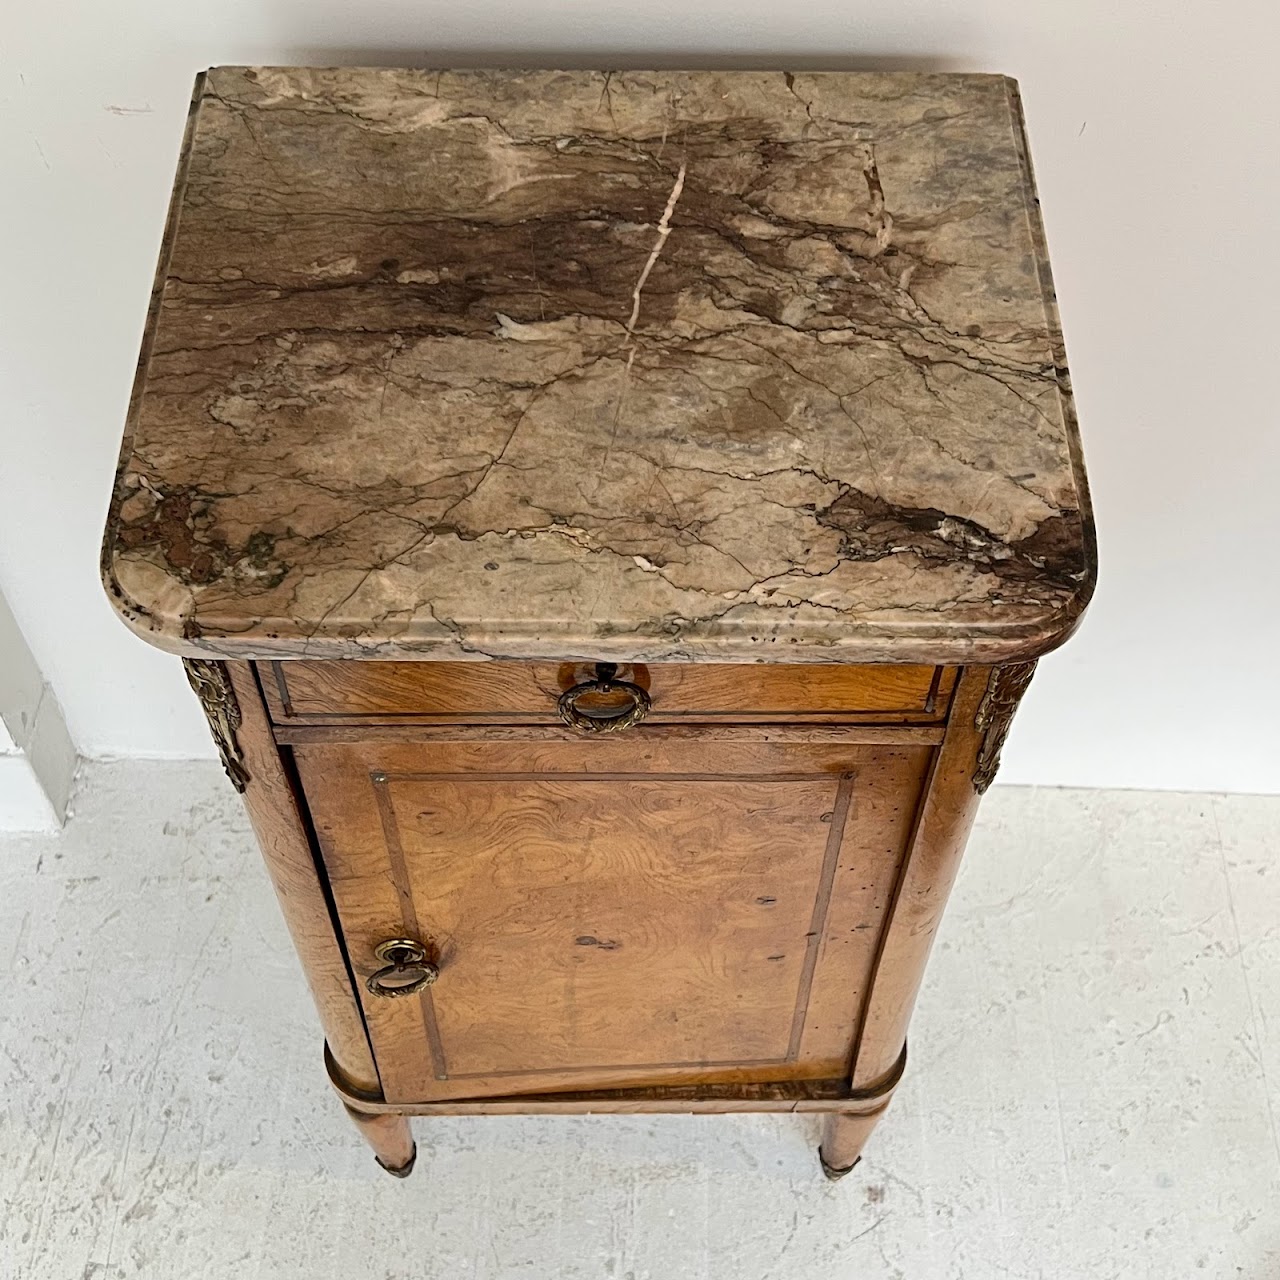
99, 547, 202, 658
1001, 560, 1098, 665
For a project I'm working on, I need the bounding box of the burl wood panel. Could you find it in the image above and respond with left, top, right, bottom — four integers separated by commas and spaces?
295, 736, 928, 1104
265, 660, 956, 724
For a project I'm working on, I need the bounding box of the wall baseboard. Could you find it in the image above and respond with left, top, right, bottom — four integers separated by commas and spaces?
0, 752, 72, 833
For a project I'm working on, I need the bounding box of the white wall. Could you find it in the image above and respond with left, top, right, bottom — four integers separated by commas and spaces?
2, 2, 1277, 790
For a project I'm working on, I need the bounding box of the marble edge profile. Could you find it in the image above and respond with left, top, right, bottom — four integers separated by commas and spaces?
98, 569, 1095, 666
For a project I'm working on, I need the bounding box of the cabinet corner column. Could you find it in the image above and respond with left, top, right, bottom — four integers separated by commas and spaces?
196, 660, 383, 1095
851, 663, 1033, 1091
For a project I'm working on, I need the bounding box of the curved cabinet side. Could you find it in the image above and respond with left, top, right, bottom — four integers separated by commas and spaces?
851, 665, 999, 1090
224, 661, 381, 1094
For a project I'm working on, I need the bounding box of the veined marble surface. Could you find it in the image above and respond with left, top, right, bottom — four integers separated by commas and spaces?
103, 68, 1095, 663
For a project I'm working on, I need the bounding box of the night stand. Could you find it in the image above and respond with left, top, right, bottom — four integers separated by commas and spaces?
103, 67, 1094, 1178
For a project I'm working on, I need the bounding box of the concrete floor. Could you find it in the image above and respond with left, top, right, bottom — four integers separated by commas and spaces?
1, 763, 1278, 1279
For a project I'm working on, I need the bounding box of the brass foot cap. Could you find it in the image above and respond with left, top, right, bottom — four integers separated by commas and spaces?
819, 1150, 861, 1181
376, 1144, 417, 1179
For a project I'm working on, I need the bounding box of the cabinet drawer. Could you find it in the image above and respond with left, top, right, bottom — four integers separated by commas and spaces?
264, 661, 956, 725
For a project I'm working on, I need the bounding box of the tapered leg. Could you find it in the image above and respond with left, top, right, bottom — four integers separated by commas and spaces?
818, 1101, 890, 1180
343, 1103, 417, 1177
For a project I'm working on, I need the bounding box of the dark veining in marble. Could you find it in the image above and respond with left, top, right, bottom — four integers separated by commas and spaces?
103, 67, 1095, 663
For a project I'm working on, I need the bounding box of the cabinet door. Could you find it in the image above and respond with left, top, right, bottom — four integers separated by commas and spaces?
295, 735, 929, 1103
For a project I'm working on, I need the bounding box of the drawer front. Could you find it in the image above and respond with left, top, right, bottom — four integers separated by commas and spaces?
295, 734, 930, 1103
265, 660, 956, 725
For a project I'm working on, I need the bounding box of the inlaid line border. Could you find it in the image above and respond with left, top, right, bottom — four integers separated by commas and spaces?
368, 768, 858, 1082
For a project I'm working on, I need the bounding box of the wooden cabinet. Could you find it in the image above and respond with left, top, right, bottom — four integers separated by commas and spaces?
201, 657, 1022, 1178
102, 68, 1095, 1183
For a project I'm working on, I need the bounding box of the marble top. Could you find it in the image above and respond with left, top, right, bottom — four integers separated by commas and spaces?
103, 67, 1095, 664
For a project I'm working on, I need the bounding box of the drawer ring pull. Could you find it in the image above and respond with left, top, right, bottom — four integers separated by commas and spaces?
558, 663, 651, 734
367, 938, 439, 998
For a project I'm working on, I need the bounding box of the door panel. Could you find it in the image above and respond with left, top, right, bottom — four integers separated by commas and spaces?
295, 736, 929, 1103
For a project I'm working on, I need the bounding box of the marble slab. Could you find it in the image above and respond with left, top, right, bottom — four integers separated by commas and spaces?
103, 68, 1095, 663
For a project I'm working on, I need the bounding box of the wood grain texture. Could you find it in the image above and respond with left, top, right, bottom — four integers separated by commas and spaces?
295, 735, 929, 1104
819, 1103, 892, 1176
849, 664, 1001, 1089
273, 722, 946, 747
324, 1047, 904, 1115
266, 660, 956, 724
222, 662, 379, 1093
341, 1104, 415, 1174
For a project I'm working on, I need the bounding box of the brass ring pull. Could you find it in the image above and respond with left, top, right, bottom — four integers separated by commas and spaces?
558, 663, 651, 734
366, 938, 439, 998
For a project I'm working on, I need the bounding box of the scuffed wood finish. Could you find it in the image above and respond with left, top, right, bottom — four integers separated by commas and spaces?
324, 1062, 902, 1115
342, 1104, 416, 1176
819, 1104, 892, 1178
265, 660, 956, 724
102, 68, 1095, 666
222, 663, 379, 1094
850, 665, 1003, 1090
273, 722, 946, 748
295, 735, 928, 1104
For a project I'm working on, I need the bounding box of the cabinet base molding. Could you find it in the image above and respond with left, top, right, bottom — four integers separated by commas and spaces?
328, 1043, 906, 1177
